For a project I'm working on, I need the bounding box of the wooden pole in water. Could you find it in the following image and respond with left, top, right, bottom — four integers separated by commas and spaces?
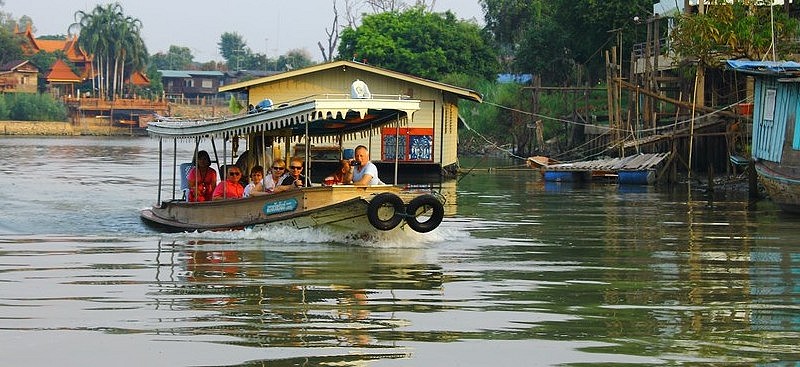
689, 69, 700, 179
606, 50, 613, 145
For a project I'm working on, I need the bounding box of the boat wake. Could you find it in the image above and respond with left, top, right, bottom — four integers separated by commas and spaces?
159, 222, 462, 248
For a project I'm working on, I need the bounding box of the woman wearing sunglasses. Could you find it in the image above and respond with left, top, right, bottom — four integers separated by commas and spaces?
263, 158, 289, 193
274, 157, 307, 193
212, 166, 245, 200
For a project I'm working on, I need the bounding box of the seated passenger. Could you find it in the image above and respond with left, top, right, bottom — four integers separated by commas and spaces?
187, 150, 217, 202
274, 157, 307, 193
264, 158, 288, 193
235, 135, 273, 186
212, 166, 244, 200
348, 145, 383, 185
323, 159, 351, 186
243, 165, 267, 197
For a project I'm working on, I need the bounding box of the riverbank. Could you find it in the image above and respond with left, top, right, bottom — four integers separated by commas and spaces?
0, 120, 141, 136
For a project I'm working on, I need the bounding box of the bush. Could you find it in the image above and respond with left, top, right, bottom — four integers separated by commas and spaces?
0, 93, 68, 121
0, 96, 8, 120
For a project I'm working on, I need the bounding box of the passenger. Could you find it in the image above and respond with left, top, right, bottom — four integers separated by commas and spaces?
187, 150, 217, 202
235, 135, 273, 186
264, 158, 289, 193
243, 165, 267, 197
348, 145, 383, 185
212, 166, 245, 200
323, 159, 351, 186
274, 157, 307, 193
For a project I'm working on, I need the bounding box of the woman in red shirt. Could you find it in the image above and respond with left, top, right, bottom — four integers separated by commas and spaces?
187, 150, 217, 202
212, 166, 245, 200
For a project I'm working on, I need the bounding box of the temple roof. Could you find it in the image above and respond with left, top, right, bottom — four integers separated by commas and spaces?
46, 59, 81, 83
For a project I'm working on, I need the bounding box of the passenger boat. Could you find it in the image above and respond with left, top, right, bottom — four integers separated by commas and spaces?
727, 60, 800, 213
140, 86, 446, 233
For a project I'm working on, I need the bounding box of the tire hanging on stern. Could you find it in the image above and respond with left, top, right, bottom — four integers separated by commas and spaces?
366, 192, 405, 231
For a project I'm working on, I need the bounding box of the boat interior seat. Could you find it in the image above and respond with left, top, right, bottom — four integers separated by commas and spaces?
179, 162, 193, 201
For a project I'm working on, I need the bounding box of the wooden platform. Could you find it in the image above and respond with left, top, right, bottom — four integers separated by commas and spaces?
541, 152, 671, 184
545, 153, 670, 172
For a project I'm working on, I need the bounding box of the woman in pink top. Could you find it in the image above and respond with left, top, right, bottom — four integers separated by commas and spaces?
212, 166, 245, 200
187, 150, 217, 202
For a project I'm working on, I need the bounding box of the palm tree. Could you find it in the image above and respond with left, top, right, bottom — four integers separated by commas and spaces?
69, 3, 148, 100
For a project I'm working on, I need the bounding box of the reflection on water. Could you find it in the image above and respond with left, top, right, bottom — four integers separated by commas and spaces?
0, 137, 799, 366
156, 239, 442, 351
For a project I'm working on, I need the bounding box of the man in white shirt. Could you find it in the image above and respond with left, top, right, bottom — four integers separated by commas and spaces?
348, 145, 383, 185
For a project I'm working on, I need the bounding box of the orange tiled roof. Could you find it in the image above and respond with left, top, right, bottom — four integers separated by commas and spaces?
46, 59, 81, 83
36, 39, 65, 53
16, 24, 91, 63
128, 70, 150, 86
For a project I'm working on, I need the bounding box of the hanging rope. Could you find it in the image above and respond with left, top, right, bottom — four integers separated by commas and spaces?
472, 96, 750, 164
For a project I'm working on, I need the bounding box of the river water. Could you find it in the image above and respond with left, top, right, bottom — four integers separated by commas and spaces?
1, 136, 799, 366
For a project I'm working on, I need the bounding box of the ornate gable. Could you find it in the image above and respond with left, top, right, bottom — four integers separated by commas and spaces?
46, 59, 81, 83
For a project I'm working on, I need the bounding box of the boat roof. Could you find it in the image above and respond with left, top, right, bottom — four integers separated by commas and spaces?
146, 95, 420, 140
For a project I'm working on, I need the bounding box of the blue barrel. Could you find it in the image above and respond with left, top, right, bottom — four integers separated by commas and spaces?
543, 171, 578, 182
618, 170, 655, 185
343, 148, 355, 159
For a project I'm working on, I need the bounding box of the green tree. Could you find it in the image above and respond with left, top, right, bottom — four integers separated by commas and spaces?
276, 49, 314, 70
0, 25, 22, 63
672, 0, 799, 61
150, 45, 195, 70
337, 6, 499, 80
218, 32, 248, 70
671, 0, 800, 106
483, 0, 653, 83
228, 94, 242, 114
145, 63, 164, 99
480, 0, 536, 46
69, 3, 149, 100
0, 94, 8, 120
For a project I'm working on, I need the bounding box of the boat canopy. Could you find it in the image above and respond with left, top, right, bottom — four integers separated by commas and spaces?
146, 96, 420, 142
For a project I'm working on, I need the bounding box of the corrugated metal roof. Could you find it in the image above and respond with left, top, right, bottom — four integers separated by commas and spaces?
726, 60, 800, 75
158, 70, 224, 78
158, 70, 192, 78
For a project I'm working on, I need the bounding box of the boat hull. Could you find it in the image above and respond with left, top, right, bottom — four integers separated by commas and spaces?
140, 185, 444, 233
755, 162, 800, 213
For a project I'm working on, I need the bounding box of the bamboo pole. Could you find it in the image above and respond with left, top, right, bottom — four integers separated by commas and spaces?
689, 69, 700, 178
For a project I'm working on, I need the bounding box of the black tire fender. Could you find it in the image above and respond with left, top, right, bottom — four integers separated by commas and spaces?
404, 194, 444, 233
367, 192, 405, 231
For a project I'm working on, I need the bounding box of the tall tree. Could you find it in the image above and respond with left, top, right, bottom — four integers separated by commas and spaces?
337, 6, 498, 80
483, 0, 654, 83
318, 0, 341, 62
671, 0, 799, 107
150, 45, 195, 70
277, 49, 314, 70
480, 0, 536, 47
0, 25, 22, 63
69, 3, 148, 100
218, 32, 248, 70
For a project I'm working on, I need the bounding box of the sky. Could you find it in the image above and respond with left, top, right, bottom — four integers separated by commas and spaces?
2, 0, 485, 63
